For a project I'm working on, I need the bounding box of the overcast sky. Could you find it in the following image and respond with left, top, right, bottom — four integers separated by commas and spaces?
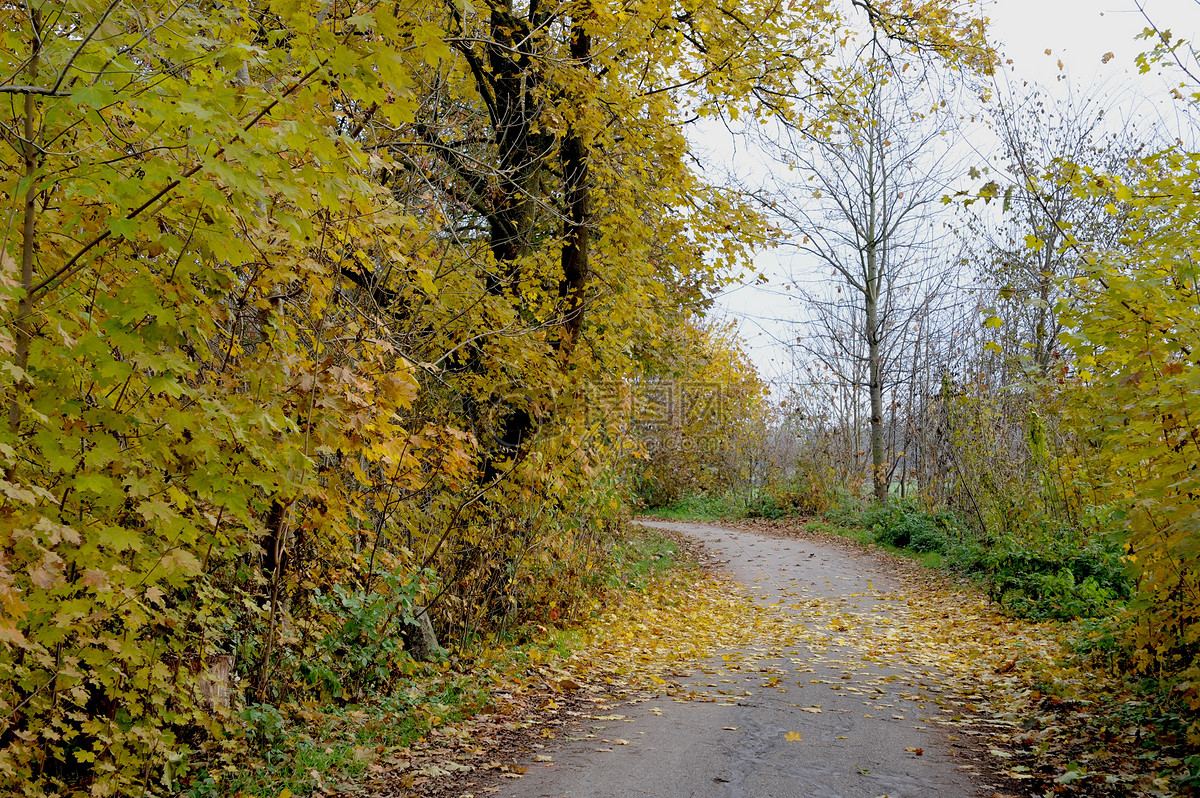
990, 0, 1191, 79
709, 0, 1200, 391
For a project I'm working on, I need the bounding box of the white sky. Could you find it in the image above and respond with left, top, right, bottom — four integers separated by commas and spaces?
707, 0, 1200, 391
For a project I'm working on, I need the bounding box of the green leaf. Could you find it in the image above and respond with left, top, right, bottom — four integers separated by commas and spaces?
74, 473, 118, 495
98, 526, 143, 552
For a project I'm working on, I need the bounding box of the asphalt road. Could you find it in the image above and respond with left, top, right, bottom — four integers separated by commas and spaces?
492, 520, 988, 798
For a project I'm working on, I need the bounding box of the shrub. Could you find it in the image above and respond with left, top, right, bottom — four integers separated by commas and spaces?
864, 498, 955, 554
983, 535, 1129, 621
820, 497, 1127, 621
303, 568, 431, 703
745, 491, 786, 519
769, 488, 826, 516
825, 489, 872, 527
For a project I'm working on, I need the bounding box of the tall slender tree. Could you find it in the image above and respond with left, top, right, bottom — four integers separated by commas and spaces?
769, 56, 961, 502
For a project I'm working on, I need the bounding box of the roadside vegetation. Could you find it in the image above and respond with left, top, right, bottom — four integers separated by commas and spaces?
652, 490, 1130, 623
632, 24, 1200, 784
0, 1, 987, 795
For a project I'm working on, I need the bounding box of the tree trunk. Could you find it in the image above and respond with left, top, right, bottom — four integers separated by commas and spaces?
865, 135, 886, 505
866, 259, 886, 504
557, 10, 591, 361
10, 9, 43, 434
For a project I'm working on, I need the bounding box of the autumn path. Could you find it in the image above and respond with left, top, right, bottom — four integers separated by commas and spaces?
492, 520, 991, 798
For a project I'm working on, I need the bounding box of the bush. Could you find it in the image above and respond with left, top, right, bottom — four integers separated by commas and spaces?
850, 497, 963, 555
984, 535, 1129, 621
745, 491, 785, 519
872, 503, 944, 552
824, 488, 871, 527
653, 482, 830, 521
820, 497, 1128, 621
766, 466, 836, 516
240, 703, 289, 753
767, 488, 821, 516
302, 568, 432, 703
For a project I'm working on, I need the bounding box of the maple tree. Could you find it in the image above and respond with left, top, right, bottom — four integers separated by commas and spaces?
948, 23, 1200, 741
630, 320, 769, 507
0, 2, 454, 792
1059, 139, 1200, 742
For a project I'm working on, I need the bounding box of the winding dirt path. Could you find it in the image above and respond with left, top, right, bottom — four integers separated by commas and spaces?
490, 520, 1001, 798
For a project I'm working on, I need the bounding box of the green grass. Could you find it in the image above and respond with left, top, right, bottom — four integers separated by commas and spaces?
805, 518, 873, 546
647, 492, 749, 521
607, 526, 686, 589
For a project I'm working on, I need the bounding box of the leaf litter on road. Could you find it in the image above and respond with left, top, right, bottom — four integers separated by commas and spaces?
350, 522, 1196, 798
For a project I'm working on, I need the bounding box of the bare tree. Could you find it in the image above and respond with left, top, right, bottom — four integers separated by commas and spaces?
972, 82, 1143, 375
767, 59, 960, 502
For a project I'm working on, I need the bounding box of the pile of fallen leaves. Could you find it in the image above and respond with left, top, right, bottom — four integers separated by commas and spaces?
574, 560, 762, 688
330, 521, 1196, 798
